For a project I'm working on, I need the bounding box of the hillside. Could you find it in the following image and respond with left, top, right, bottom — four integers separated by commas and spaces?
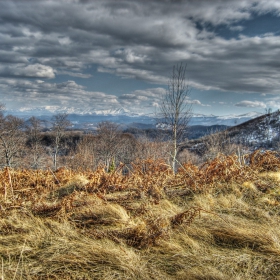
183, 110, 280, 154
124, 124, 228, 140
1, 152, 280, 279
227, 110, 280, 147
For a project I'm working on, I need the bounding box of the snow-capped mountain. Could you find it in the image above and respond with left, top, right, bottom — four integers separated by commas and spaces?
7, 106, 263, 128
8, 106, 152, 118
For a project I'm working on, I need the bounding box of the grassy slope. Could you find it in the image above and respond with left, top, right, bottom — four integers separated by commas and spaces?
1, 151, 280, 279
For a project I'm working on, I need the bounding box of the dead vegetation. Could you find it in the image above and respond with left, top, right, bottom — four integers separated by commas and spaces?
1, 151, 280, 279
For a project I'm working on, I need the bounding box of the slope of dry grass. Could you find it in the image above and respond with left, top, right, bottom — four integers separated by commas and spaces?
1, 151, 280, 279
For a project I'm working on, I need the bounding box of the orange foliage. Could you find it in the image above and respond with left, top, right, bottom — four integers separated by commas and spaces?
0, 150, 279, 214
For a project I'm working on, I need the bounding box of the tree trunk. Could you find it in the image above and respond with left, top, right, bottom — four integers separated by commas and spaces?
172, 126, 177, 173
53, 148, 57, 170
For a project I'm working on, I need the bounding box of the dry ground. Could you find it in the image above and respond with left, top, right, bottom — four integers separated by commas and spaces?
1, 151, 280, 279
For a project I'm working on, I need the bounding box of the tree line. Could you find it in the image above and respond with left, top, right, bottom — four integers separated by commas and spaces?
0, 108, 248, 172
0, 106, 176, 170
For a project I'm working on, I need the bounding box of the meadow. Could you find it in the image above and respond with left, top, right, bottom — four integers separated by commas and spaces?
1, 150, 280, 279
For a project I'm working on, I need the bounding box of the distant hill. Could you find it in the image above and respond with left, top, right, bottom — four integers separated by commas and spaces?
124, 125, 228, 140
182, 110, 280, 153
227, 110, 280, 147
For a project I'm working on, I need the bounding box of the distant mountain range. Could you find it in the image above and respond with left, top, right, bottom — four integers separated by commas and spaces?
7, 107, 263, 129
8, 106, 144, 117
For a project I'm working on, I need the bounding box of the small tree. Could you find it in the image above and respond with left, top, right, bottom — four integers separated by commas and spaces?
0, 114, 25, 167
26, 116, 44, 169
159, 62, 192, 171
203, 130, 237, 161
51, 113, 71, 170
67, 134, 96, 170
95, 121, 122, 170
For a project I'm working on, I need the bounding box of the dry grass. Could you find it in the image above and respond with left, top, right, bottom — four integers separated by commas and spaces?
1, 151, 280, 279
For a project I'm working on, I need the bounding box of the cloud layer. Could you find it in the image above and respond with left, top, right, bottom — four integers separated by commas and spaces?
0, 0, 280, 113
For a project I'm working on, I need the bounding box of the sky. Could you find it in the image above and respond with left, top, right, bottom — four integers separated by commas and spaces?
1, 0, 280, 116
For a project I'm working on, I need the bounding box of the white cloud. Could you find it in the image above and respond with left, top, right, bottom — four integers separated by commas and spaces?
57, 70, 92, 78
235, 100, 267, 108
0, 78, 120, 112
118, 87, 166, 111
19, 64, 55, 78
188, 100, 201, 105
187, 99, 210, 107
0, 64, 55, 78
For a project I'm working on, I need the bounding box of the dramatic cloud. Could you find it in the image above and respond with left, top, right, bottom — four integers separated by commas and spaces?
0, 0, 280, 114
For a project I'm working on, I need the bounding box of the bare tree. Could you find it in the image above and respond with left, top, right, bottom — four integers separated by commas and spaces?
159, 62, 192, 171
26, 116, 44, 169
67, 134, 96, 170
134, 134, 171, 162
203, 130, 234, 161
0, 114, 25, 167
51, 113, 71, 170
0, 103, 5, 118
95, 121, 122, 170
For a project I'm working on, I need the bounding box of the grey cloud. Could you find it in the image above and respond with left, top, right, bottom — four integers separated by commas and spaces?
0, 51, 26, 63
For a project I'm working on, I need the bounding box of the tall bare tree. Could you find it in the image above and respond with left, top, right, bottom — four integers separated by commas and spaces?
160, 62, 192, 171
51, 113, 71, 170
